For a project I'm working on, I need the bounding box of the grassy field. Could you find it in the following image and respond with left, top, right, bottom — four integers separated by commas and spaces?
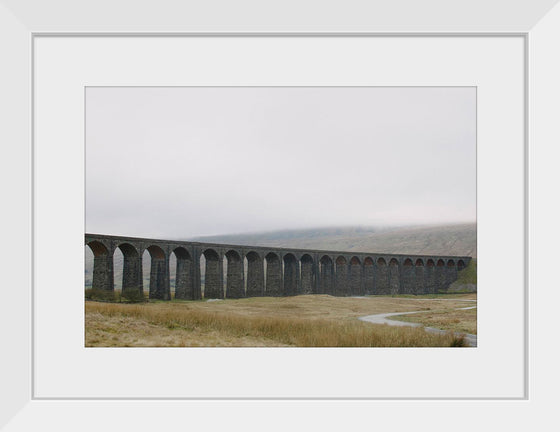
389, 306, 477, 335
85, 293, 476, 347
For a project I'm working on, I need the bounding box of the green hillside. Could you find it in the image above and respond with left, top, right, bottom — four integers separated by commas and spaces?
448, 258, 477, 293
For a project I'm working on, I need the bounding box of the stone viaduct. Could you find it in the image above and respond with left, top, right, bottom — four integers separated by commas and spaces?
85, 233, 472, 300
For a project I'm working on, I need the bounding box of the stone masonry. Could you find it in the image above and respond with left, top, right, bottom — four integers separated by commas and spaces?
85, 233, 472, 300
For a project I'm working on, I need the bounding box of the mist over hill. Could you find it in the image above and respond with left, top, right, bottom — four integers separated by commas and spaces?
190, 223, 476, 258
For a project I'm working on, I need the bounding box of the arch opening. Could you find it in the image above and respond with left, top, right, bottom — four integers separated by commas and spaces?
265, 252, 282, 297
425, 259, 436, 293
435, 259, 446, 293
88, 240, 109, 257
86, 241, 113, 292
444, 259, 458, 292
335, 256, 348, 296
246, 251, 264, 297
173, 247, 196, 300
225, 250, 244, 299
300, 254, 315, 295
414, 259, 426, 294
283, 253, 298, 296
402, 258, 414, 295
349, 256, 363, 296
376, 258, 389, 295
388, 258, 400, 295
202, 249, 222, 299
319, 255, 334, 295
117, 243, 142, 296
146, 245, 170, 300
85, 245, 94, 289
363, 257, 374, 295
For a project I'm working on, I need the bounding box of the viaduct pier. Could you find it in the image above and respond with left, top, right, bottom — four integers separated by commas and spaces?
85, 233, 472, 300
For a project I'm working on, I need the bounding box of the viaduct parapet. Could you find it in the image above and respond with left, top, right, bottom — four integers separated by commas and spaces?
85, 233, 472, 300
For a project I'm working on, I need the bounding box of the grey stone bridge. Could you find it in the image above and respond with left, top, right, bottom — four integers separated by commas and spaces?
85, 233, 472, 300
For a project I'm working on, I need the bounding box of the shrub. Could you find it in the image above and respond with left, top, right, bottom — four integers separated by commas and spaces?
450, 334, 468, 347
85, 288, 117, 302
120, 289, 145, 303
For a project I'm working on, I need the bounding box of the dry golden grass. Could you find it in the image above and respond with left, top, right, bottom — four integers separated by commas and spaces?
85, 294, 476, 347
161, 293, 475, 319
390, 307, 477, 335
86, 311, 290, 347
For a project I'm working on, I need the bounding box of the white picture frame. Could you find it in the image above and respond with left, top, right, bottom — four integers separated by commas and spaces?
1, 0, 558, 429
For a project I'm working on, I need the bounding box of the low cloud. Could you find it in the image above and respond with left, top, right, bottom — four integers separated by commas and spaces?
86, 87, 476, 239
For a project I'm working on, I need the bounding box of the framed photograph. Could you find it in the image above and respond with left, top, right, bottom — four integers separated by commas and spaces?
2, 0, 557, 430
83, 85, 478, 349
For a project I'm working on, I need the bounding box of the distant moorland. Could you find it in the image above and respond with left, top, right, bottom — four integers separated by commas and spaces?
191, 222, 476, 257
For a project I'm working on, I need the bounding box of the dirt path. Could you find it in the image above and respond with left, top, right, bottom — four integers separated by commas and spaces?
358, 303, 477, 347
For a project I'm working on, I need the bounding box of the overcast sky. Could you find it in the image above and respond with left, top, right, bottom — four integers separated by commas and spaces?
85, 87, 476, 239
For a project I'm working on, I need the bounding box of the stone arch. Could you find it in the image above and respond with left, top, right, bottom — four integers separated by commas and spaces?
402, 258, 414, 295
85, 244, 94, 289
146, 245, 170, 300
349, 256, 363, 296
435, 259, 446, 293
444, 259, 457, 291
87, 240, 109, 256
425, 258, 436, 294
172, 247, 196, 300
414, 258, 426, 295
246, 251, 264, 297
319, 255, 334, 295
86, 241, 113, 292
300, 254, 315, 294
203, 248, 223, 299
283, 253, 299, 296
265, 252, 282, 296
376, 257, 389, 295
117, 243, 143, 295
147, 245, 165, 259
363, 257, 374, 295
388, 258, 400, 295
457, 259, 466, 271
335, 256, 348, 296
225, 250, 244, 298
